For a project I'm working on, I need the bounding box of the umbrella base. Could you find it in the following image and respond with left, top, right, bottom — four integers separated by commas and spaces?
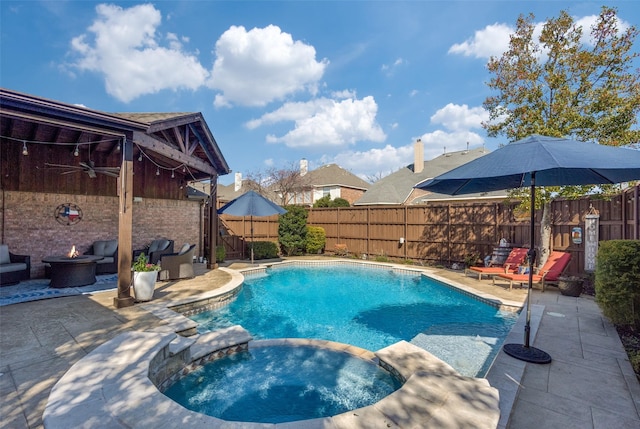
503, 343, 552, 364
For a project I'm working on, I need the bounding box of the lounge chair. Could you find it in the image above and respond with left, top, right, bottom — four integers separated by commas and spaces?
0, 244, 31, 286
84, 239, 118, 274
133, 238, 174, 265
158, 244, 196, 281
465, 247, 528, 280
492, 251, 572, 292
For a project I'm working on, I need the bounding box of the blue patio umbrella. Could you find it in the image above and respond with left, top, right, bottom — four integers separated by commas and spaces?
416, 135, 640, 364
217, 191, 287, 264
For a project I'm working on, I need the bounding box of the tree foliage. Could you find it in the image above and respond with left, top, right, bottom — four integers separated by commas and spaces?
482, 6, 640, 256
246, 162, 311, 205
278, 205, 308, 256
484, 6, 640, 146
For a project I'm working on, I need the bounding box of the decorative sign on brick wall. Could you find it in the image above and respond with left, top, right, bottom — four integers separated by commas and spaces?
54, 203, 83, 226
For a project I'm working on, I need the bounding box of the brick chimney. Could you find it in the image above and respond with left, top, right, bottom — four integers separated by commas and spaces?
300, 158, 308, 176
234, 172, 242, 192
414, 139, 424, 174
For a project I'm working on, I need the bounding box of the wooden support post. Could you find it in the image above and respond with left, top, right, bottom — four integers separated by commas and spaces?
114, 136, 134, 308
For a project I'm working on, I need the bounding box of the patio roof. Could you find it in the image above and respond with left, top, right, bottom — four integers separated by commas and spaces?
0, 88, 230, 181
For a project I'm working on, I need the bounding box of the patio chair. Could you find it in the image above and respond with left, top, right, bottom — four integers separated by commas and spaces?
84, 239, 118, 274
0, 244, 31, 286
492, 251, 572, 292
465, 247, 528, 280
133, 238, 174, 265
158, 243, 196, 281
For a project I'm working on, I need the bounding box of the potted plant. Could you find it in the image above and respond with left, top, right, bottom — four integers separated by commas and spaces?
132, 253, 160, 301
558, 275, 584, 297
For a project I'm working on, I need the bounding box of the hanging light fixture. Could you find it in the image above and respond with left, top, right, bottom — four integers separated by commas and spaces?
22, 141, 28, 156
182, 165, 186, 173
138, 152, 143, 162
74, 145, 79, 157
116, 142, 121, 153
156, 167, 160, 176
171, 170, 175, 178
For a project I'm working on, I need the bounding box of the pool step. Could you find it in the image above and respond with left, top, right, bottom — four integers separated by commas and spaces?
190, 325, 253, 361
368, 341, 499, 429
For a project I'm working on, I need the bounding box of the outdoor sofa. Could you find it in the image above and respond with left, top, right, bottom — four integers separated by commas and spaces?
0, 244, 31, 286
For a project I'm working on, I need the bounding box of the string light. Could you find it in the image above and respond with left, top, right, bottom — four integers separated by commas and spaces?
171, 170, 175, 178
156, 167, 160, 176
116, 142, 121, 153
73, 145, 79, 157
138, 153, 143, 162
22, 141, 28, 156
182, 165, 186, 173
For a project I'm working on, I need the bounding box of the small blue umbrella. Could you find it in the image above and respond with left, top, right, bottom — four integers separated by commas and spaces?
416, 135, 640, 364
217, 191, 287, 263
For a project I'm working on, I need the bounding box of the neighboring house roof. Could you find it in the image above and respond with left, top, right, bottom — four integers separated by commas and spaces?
409, 189, 508, 205
354, 147, 492, 205
303, 164, 370, 190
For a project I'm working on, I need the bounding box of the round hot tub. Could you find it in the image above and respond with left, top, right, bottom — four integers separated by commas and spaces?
163, 341, 403, 424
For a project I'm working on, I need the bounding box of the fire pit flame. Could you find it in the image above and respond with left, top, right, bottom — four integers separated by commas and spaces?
68, 245, 79, 258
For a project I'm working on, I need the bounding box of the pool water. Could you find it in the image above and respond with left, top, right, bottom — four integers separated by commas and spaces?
192, 263, 518, 377
164, 344, 402, 423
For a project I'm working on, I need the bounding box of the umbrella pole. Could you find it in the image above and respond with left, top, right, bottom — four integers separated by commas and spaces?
250, 215, 254, 264
503, 172, 552, 364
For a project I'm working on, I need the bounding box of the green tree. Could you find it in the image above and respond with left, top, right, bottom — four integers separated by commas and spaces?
483, 6, 640, 261
278, 205, 308, 256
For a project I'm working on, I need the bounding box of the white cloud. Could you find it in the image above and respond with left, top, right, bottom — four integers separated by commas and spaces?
449, 13, 632, 61
247, 96, 386, 148
318, 101, 491, 179
430, 103, 489, 131
70, 4, 209, 103
419, 130, 486, 160
448, 23, 512, 59
210, 25, 328, 107
323, 144, 415, 179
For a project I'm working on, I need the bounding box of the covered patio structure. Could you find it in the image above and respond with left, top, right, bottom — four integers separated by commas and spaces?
0, 88, 230, 307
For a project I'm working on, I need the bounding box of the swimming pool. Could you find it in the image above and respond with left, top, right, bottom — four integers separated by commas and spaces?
191, 261, 519, 377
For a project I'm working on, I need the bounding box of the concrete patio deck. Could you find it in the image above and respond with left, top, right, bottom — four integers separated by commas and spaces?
1, 259, 639, 428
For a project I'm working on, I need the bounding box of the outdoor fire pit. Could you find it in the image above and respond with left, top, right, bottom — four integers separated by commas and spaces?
42, 246, 104, 288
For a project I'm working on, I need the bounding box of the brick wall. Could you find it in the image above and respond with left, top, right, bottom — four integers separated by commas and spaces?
1, 191, 201, 278
339, 187, 366, 205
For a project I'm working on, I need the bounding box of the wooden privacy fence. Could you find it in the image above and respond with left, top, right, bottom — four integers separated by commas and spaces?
218, 185, 639, 275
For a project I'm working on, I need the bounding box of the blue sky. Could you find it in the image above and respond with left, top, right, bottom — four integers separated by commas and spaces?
2, 1, 638, 185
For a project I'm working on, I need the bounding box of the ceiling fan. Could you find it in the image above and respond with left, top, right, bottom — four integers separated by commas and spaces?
45, 160, 120, 178
45, 145, 120, 178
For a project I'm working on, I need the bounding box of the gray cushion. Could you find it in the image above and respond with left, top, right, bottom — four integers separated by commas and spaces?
179, 243, 191, 255
149, 239, 170, 253
0, 245, 9, 265
93, 239, 117, 257
0, 262, 26, 273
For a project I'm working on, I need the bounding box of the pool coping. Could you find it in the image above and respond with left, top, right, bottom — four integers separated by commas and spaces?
43, 328, 501, 428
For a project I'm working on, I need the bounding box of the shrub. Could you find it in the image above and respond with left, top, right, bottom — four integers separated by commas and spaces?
306, 226, 326, 254
595, 240, 640, 329
313, 195, 350, 208
252, 241, 279, 260
278, 205, 308, 256
215, 245, 225, 263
